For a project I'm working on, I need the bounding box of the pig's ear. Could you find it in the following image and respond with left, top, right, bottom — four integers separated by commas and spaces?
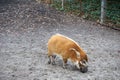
69, 48, 80, 58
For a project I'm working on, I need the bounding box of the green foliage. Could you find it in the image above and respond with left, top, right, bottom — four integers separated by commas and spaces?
82, 0, 101, 20
106, 1, 120, 24
52, 0, 120, 25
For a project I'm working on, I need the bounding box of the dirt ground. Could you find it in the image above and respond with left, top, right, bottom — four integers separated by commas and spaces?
0, 1, 120, 80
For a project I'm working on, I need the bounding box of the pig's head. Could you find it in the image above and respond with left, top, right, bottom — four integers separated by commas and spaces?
74, 59, 88, 73
79, 60, 88, 73
70, 48, 88, 73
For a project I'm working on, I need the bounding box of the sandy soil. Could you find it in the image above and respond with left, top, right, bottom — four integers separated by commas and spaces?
0, 1, 120, 80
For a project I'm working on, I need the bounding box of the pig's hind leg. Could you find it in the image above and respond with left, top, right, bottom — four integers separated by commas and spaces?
48, 52, 56, 65
48, 56, 52, 64
48, 55, 56, 65
47, 50, 52, 64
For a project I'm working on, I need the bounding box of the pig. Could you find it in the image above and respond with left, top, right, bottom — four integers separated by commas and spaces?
47, 34, 88, 73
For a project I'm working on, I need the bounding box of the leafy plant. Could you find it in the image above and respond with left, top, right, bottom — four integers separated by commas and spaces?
51, 0, 120, 26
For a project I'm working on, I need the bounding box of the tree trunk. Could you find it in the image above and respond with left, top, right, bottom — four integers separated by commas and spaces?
100, 0, 107, 24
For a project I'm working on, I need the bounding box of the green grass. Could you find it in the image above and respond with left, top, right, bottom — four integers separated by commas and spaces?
51, 0, 120, 27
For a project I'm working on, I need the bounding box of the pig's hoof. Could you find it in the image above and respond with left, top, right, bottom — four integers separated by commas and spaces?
52, 61, 55, 65
48, 61, 51, 64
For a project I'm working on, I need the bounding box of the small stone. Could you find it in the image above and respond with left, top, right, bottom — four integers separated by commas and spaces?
33, 78, 39, 80
12, 75, 15, 77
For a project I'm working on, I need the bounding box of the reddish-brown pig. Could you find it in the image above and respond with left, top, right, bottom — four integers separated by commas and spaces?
47, 34, 88, 73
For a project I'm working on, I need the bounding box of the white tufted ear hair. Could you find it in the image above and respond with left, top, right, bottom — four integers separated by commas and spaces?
69, 48, 80, 58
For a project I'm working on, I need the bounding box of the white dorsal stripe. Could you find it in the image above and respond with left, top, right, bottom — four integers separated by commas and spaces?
56, 33, 80, 47
56, 33, 81, 58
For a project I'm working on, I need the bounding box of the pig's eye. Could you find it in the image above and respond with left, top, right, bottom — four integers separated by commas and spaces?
82, 61, 86, 64
80, 60, 86, 67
